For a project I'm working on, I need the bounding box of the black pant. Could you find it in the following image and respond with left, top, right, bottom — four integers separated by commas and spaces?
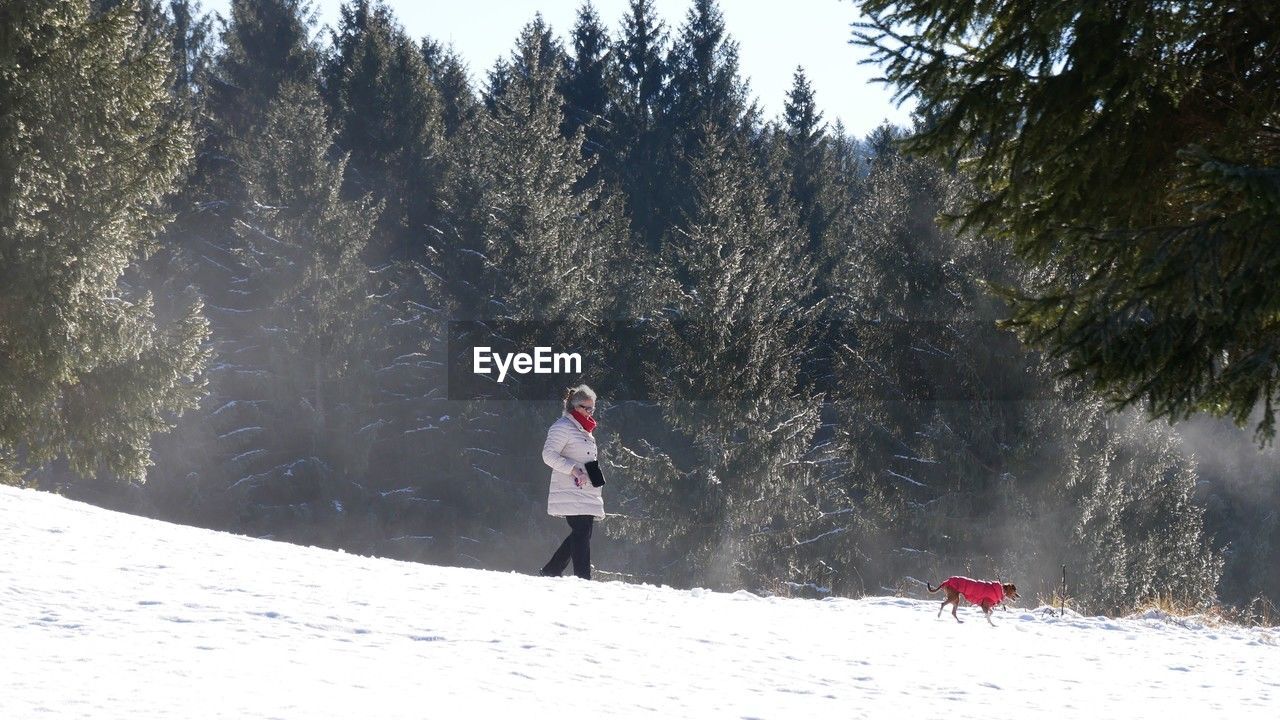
541, 515, 594, 580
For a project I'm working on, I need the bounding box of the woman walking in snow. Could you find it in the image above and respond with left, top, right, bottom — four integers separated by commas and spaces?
539, 384, 604, 579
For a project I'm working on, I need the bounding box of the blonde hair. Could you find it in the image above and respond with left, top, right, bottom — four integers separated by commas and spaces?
562, 384, 597, 414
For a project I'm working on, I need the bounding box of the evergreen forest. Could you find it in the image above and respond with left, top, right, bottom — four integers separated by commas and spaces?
2, 0, 1277, 618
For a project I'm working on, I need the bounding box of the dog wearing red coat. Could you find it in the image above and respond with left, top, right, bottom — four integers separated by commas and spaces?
927, 576, 1019, 626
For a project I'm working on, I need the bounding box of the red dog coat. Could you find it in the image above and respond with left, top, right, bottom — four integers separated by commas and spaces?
941, 576, 1005, 606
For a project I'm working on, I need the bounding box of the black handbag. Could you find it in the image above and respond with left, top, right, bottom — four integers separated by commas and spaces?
584, 460, 606, 487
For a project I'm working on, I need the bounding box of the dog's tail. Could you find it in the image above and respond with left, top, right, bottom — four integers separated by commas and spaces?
926, 581, 942, 594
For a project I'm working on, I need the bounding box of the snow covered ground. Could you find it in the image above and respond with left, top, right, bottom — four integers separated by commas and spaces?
2, 485, 1276, 719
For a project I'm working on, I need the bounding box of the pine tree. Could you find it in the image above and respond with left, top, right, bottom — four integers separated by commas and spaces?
613, 126, 820, 590
662, 0, 754, 144
560, 2, 613, 173
167, 0, 213, 101
809, 125, 1221, 608
100, 0, 212, 103
820, 119, 867, 290
614, 0, 667, 121
821, 127, 985, 592
506, 13, 564, 93
421, 38, 480, 139
1046, 399, 1222, 614
206, 0, 317, 143
603, 0, 669, 249
321, 0, 462, 554
324, 0, 446, 260
781, 67, 843, 263
856, 0, 1280, 441
451, 15, 619, 323
87, 1, 195, 85
130, 0, 220, 514
805, 126, 1031, 595
154, 0, 388, 540
651, 0, 758, 248
782, 100, 859, 396
0, 0, 209, 483
223, 79, 383, 540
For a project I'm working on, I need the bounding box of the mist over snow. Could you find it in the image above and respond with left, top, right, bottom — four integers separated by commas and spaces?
2, 486, 1276, 719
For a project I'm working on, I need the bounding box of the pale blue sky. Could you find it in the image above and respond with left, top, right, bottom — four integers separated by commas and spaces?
202, 0, 913, 137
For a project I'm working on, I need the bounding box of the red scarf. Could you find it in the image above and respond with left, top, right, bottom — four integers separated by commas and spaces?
570, 409, 596, 433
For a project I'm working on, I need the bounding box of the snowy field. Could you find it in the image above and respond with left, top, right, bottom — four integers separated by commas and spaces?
2, 485, 1276, 719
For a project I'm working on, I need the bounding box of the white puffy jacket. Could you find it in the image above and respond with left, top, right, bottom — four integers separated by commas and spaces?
542, 414, 604, 518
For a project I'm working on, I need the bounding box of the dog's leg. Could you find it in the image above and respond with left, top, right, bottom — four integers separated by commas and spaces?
983, 601, 996, 627
937, 599, 947, 618
950, 590, 964, 623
